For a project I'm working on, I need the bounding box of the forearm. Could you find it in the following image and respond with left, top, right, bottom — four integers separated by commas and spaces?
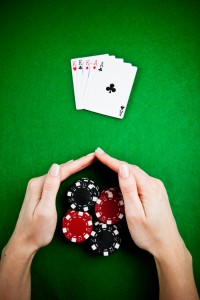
155, 243, 199, 300
0, 241, 34, 300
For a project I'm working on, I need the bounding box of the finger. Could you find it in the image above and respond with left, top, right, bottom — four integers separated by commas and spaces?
118, 164, 145, 219
25, 176, 45, 200
40, 164, 61, 210
21, 156, 93, 216
95, 148, 150, 186
21, 176, 46, 217
40, 154, 95, 209
60, 153, 95, 181
95, 148, 122, 172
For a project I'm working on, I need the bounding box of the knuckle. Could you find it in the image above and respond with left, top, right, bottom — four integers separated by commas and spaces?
37, 209, 49, 221
149, 177, 164, 192
155, 178, 164, 188
120, 161, 127, 165
66, 168, 71, 177
121, 183, 136, 195
43, 182, 53, 192
37, 207, 56, 220
131, 165, 140, 172
61, 164, 71, 177
126, 211, 142, 224
28, 178, 38, 191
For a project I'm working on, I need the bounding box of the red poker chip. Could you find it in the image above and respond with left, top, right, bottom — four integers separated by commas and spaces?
62, 210, 93, 243
95, 188, 125, 224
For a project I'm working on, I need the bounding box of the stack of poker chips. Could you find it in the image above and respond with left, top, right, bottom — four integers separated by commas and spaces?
62, 178, 125, 256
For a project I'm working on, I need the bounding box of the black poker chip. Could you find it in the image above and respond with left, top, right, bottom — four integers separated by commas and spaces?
67, 178, 100, 211
93, 220, 118, 230
90, 223, 121, 256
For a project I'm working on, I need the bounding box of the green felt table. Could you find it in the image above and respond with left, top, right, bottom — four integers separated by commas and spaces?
0, 0, 200, 299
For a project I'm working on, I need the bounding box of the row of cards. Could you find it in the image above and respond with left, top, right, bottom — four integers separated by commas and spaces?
70, 54, 137, 119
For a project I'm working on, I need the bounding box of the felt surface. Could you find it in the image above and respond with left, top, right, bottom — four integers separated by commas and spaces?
0, 0, 200, 299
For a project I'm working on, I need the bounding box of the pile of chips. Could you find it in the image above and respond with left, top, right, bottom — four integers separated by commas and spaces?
62, 178, 125, 256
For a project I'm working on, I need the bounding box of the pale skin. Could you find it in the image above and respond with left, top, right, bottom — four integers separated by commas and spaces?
0, 149, 199, 300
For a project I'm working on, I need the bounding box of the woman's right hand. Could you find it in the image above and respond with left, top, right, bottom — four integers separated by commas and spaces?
95, 148, 200, 300
95, 148, 185, 260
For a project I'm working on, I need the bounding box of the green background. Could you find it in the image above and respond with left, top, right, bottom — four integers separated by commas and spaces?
0, 0, 200, 299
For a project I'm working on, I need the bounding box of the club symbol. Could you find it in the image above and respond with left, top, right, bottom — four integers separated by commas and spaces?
119, 106, 125, 116
79, 66, 82, 69
106, 84, 116, 93
98, 67, 102, 71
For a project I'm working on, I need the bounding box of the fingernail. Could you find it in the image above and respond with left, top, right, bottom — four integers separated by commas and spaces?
95, 147, 105, 155
67, 160, 74, 163
50, 164, 60, 177
119, 164, 129, 179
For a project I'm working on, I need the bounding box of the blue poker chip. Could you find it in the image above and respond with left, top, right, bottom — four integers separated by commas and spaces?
67, 178, 100, 211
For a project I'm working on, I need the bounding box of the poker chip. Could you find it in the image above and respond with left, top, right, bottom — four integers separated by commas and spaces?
67, 178, 100, 211
95, 188, 125, 224
94, 220, 118, 230
90, 223, 121, 256
62, 210, 93, 243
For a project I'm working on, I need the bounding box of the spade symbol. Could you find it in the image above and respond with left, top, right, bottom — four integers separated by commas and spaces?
98, 62, 103, 71
106, 84, 116, 93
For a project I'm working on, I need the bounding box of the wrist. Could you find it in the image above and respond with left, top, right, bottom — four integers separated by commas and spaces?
154, 238, 191, 270
2, 236, 37, 263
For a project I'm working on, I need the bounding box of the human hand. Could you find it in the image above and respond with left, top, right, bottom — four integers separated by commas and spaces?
6, 153, 95, 257
95, 148, 186, 260
95, 149, 200, 300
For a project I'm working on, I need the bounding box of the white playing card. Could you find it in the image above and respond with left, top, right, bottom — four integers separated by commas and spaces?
81, 57, 107, 109
71, 54, 110, 110
78, 54, 111, 109
78, 58, 90, 108
70, 59, 77, 102
81, 56, 124, 110
82, 59, 137, 119
76, 59, 84, 108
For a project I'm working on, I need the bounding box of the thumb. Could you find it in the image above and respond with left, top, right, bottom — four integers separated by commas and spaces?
118, 164, 145, 219
41, 164, 61, 210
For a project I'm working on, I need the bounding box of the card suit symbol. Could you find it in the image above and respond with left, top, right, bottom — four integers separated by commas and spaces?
106, 84, 116, 93
93, 66, 96, 69
98, 67, 102, 71
79, 66, 82, 69
119, 106, 125, 116
86, 66, 89, 69
73, 67, 77, 71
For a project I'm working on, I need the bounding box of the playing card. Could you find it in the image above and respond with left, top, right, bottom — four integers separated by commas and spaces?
82, 59, 137, 119
71, 54, 110, 110
70, 54, 137, 118
70, 59, 77, 101
76, 58, 84, 108
78, 54, 110, 109
81, 56, 124, 110
78, 58, 90, 108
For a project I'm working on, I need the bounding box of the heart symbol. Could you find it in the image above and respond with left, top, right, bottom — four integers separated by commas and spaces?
93, 66, 96, 69
73, 67, 77, 71
86, 67, 88, 70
